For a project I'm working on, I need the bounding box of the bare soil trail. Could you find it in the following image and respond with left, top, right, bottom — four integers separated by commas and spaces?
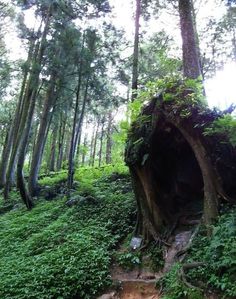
98, 213, 202, 299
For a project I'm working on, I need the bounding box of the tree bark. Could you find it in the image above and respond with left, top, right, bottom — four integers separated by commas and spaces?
68, 76, 89, 189
167, 119, 219, 225
0, 40, 34, 190
16, 87, 38, 209
49, 125, 58, 172
178, 0, 201, 79
98, 119, 105, 167
105, 111, 112, 164
0, 125, 13, 188
91, 120, 100, 167
81, 134, 87, 167
4, 6, 51, 205
4, 42, 39, 200
67, 37, 85, 191
57, 113, 67, 170
131, 0, 141, 101
89, 122, 96, 166
28, 73, 57, 195
16, 7, 51, 207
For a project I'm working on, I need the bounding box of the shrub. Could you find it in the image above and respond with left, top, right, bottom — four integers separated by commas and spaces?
0, 167, 135, 299
158, 207, 236, 299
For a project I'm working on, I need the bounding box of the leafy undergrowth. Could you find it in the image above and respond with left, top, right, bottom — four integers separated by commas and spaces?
157, 206, 236, 299
0, 164, 136, 299
113, 238, 164, 273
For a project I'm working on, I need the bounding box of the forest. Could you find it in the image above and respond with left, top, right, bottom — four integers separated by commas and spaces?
0, 0, 236, 298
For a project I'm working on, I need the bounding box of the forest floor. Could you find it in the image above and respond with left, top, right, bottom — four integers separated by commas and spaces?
98, 198, 204, 299
99, 224, 198, 299
0, 166, 235, 299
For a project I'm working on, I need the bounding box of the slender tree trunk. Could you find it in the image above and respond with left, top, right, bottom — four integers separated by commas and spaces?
67, 37, 85, 191
67, 76, 82, 190
74, 77, 89, 156
41, 110, 54, 171
28, 73, 56, 195
0, 42, 33, 189
4, 7, 51, 204
49, 125, 58, 172
81, 135, 87, 167
57, 114, 66, 171
89, 122, 96, 166
0, 125, 13, 188
63, 128, 71, 163
178, 0, 201, 79
4, 43, 39, 200
29, 118, 40, 173
98, 120, 105, 167
131, 0, 141, 101
68, 71, 89, 191
106, 112, 112, 164
16, 87, 38, 209
75, 130, 82, 168
92, 120, 100, 167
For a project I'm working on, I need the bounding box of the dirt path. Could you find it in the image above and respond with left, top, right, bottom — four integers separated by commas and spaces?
98, 216, 201, 299
97, 280, 159, 299
119, 280, 159, 299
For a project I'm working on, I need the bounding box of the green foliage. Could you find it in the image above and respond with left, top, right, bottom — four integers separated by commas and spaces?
158, 208, 236, 299
204, 113, 236, 146
74, 164, 129, 195
157, 263, 204, 299
125, 75, 209, 167
186, 208, 236, 298
115, 250, 141, 270
134, 75, 205, 114
38, 171, 67, 186
145, 242, 164, 272
0, 167, 135, 299
139, 31, 182, 84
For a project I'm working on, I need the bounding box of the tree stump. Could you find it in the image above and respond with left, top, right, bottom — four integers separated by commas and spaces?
125, 86, 236, 241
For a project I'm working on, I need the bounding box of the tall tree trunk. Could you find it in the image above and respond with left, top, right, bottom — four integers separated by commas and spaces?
63, 128, 71, 164
74, 77, 89, 157
98, 119, 105, 167
16, 87, 38, 209
28, 73, 57, 195
178, 0, 201, 79
81, 134, 87, 167
0, 125, 13, 188
0, 41, 33, 189
17, 8, 51, 207
4, 42, 39, 200
67, 75, 82, 190
49, 125, 58, 172
74, 129, 82, 168
131, 0, 141, 101
67, 72, 88, 191
4, 6, 51, 204
89, 122, 96, 166
57, 113, 66, 171
106, 112, 112, 164
92, 120, 100, 167
28, 119, 39, 173
67, 36, 85, 191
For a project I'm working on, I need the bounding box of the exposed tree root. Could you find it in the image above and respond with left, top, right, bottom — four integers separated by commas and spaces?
176, 223, 201, 261
179, 262, 206, 291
